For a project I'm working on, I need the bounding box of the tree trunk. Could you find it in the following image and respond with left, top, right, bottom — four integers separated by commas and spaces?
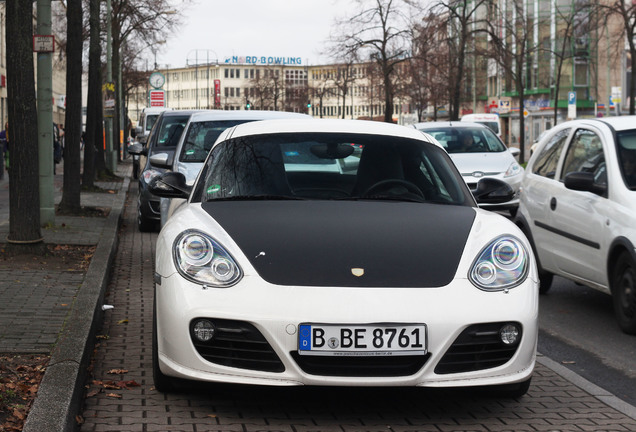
84, 0, 102, 187
5, 0, 46, 254
60, 0, 83, 213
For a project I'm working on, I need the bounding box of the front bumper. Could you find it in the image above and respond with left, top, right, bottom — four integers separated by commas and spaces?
155, 274, 537, 388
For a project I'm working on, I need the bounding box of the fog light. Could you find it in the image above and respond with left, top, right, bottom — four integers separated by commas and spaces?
193, 319, 216, 342
499, 323, 520, 345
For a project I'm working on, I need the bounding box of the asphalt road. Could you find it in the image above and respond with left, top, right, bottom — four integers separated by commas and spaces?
538, 275, 636, 406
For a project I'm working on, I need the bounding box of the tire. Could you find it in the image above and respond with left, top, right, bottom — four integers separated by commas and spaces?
611, 252, 636, 335
516, 221, 552, 294
538, 271, 553, 295
137, 192, 156, 232
152, 296, 179, 393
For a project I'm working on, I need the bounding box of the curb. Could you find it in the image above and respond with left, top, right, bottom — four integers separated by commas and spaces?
537, 354, 636, 421
22, 176, 130, 432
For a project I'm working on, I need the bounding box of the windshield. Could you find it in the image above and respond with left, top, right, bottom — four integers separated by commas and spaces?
420, 126, 507, 154
191, 132, 472, 205
146, 114, 159, 132
179, 120, 255, 162
616, 129, 636, 190
155, 115, 190, 149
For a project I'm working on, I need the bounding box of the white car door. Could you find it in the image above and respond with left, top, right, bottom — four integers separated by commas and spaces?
522, 128, 571, 274
548, 127, 610, 287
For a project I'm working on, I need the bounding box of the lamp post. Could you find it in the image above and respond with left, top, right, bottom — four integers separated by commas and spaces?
187, 49, 218, 110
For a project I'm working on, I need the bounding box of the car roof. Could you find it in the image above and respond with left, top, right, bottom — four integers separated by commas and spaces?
142, 107, 173, 114
563, 116, 636, 132
187, 110, 311, 122
222, 118, 437, 143
412, 121, 489, 130
158, 109, 206, 118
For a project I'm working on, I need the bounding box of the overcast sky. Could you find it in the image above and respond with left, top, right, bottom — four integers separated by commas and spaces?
156, 0, 356, 68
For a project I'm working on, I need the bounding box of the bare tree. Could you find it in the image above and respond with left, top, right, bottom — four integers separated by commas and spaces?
483, 0, 538, 163
5, 1, 46, 254
250, 67, 285, 110
603, 0, 636, 114
427, 0, 490, 120
110, 0, 185, 163
308, 77, 332, 118
332, 0, 412, 123
332, 61, 358, 119
59, 0, 84, 213
411, 10, 452, 121
84, 0, 103, 186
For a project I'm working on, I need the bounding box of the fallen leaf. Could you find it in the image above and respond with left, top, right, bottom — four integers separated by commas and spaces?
107, 369, 129, 375
106, 393, 122, 398
117, 380, 141, 389
86, 389, 100, 397
117, 319, 129, 324
76, 415, 84, 425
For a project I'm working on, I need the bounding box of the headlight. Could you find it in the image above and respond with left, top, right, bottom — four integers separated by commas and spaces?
504, 162, 522, 178
469, 235, 528, 291
173, 230, 242, 287
142, 168, 162, 184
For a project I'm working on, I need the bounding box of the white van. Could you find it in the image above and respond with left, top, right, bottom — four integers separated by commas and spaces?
460, 113, 501, 138
134, 107, 173, 145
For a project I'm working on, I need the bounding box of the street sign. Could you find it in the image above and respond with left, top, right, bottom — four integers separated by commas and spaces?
499, 98, 511, 114
568, 91, 576, 105
33, 35, 55, 52
149, 90, 165, 107
568, 91, 577, 119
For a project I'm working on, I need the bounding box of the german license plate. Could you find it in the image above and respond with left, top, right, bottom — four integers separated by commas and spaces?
298, 323, 427, 356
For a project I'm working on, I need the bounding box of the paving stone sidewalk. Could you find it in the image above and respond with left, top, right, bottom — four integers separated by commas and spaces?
0, 159, 132, 432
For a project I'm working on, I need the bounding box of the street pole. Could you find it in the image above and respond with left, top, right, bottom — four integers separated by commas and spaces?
36, 0, 54, 225
105, 0, 116, 172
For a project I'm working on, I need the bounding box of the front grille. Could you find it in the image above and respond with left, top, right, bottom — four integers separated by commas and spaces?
148, 199, 160, 214
291, 352, 430, 377
191, 319, 285, 373
435, 322, 522, 374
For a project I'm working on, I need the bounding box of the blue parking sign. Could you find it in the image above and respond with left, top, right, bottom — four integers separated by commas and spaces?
568, 91, 576, 105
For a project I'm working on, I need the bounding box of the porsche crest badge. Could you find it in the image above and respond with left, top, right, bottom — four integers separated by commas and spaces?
351, 268, 364, 277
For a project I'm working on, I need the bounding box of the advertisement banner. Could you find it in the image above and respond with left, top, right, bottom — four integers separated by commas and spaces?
214, 79, 221, 108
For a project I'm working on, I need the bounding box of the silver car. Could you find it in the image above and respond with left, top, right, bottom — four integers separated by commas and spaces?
149, 110, 312, 225
413, 121, 524, 217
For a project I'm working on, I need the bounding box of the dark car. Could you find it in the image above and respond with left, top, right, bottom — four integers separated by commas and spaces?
128, 110, 204, 231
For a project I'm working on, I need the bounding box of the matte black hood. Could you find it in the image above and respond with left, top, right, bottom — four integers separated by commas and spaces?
201, 201, 475, 287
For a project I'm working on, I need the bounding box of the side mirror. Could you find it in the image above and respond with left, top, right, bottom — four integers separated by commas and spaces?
473, 178, 514, 204
564, 171, 607, 196
509, 147, 520, 158
148, 172, 192, 199
149, 152, 172, 169
127, 143, 147, 156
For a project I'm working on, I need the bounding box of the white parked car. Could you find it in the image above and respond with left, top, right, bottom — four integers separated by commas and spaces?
149, 119, 538, 395
516, 116, 636, 334
413, 121, 524, 217
148, 110, 311, 225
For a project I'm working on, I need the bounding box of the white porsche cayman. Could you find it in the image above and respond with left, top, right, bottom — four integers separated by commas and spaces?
149, 119, 539, 396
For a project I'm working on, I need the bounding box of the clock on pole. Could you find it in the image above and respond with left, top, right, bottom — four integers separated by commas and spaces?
149, 71, 165, 89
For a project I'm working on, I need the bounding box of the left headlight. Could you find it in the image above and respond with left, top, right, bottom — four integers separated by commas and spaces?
142, 168, 162, 184
173, 230, 242, 287
504, 162, 522, 178
469, 235, 528, 291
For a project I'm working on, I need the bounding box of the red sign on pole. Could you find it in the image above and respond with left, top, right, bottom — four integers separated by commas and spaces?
214, 79, 221, 108
149, 90, 165, 107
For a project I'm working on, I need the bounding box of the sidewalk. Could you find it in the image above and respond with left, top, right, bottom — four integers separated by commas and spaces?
0, 159, 131, 431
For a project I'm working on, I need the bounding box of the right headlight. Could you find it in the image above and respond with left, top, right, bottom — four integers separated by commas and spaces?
172, 230, 242, 287
469, 235, 529, 291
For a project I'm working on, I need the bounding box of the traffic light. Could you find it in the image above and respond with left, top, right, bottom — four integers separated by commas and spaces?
246, 100, 251, 110
307, 100, 312, 108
